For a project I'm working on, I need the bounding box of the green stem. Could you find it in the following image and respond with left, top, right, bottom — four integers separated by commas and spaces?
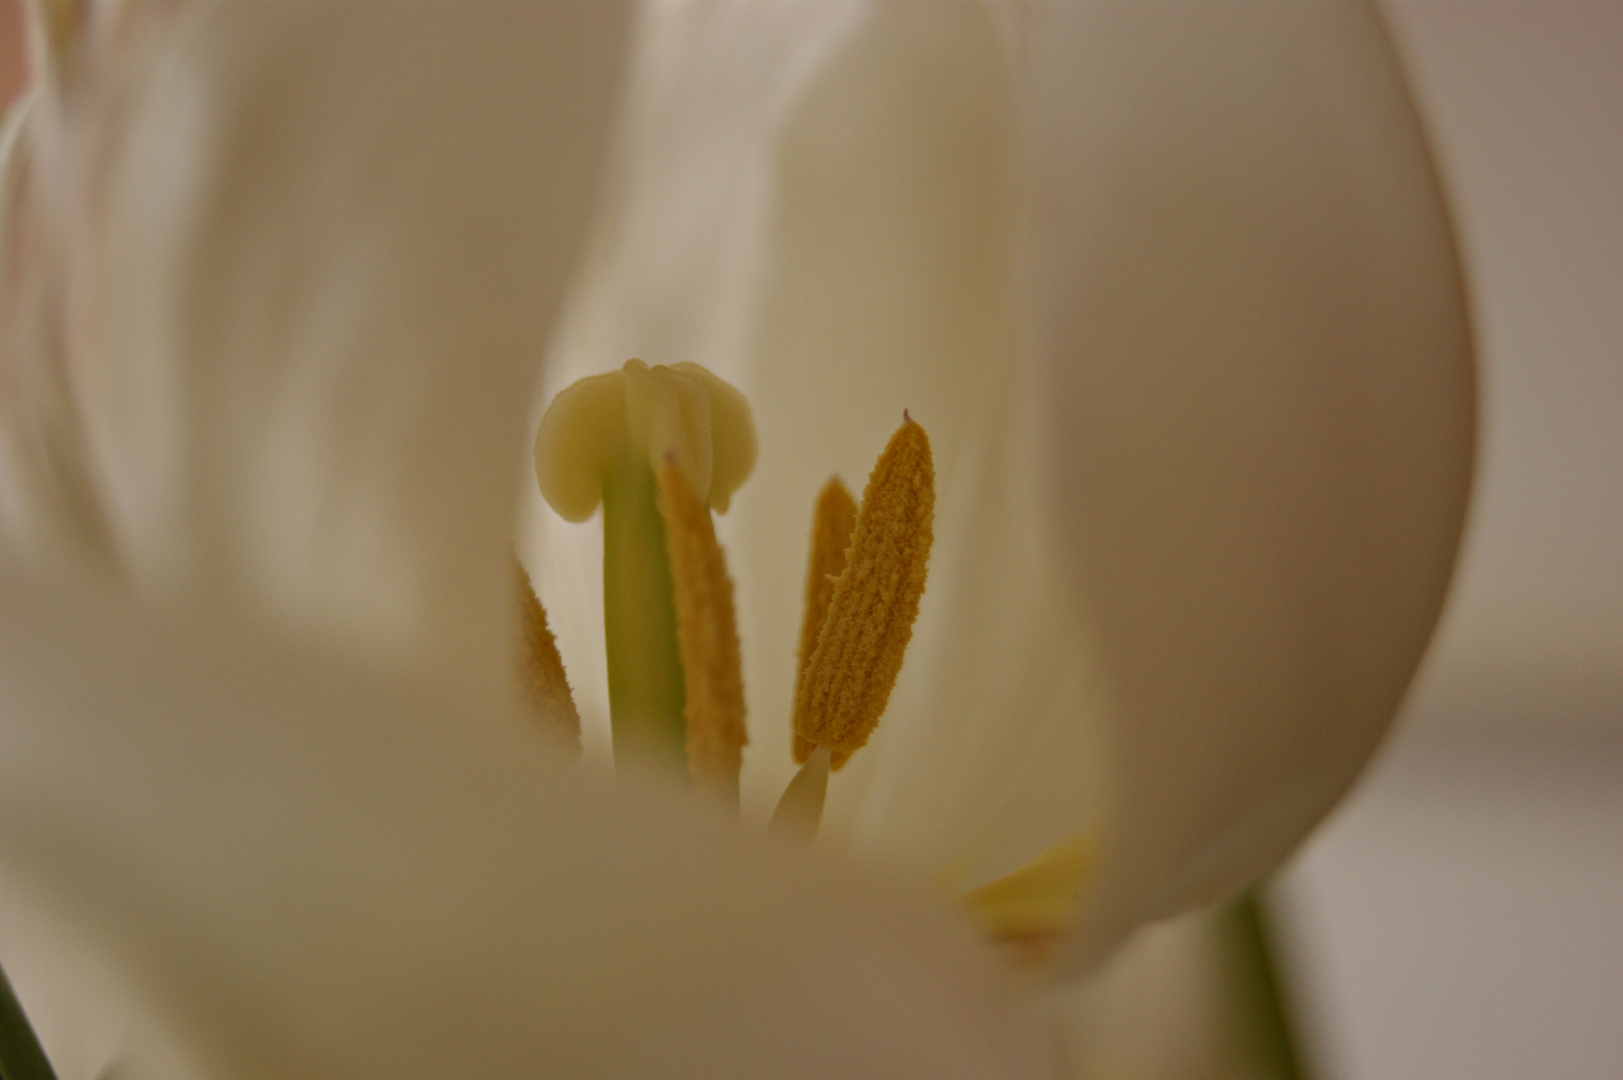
0, 961, 57, 1080
601, 458, 686, 769
1226, 891, 1307, 1080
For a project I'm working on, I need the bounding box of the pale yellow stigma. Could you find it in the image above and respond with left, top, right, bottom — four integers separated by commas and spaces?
658, 459, 748, 802
534, 359, 757, 522
514, 558, 581, 752
792, 478, 857, 764
793, 416, 934, 769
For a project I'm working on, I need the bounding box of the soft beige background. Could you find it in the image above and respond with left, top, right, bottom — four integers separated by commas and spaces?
1274, 4, 1623, 1078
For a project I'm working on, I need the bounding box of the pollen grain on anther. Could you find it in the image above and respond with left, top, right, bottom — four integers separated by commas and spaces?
793, 477, 858, 764
514, 557, 582, 754
792, 417, 933, 768
658, 461, 748, 802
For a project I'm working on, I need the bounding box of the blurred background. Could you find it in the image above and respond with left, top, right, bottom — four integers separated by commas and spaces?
0, 3, 1616, 1079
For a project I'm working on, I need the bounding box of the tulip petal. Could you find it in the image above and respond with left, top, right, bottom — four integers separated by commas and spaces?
0, 573, 1049, 1080
1, 86, 130, 579
4, 3, 629, 701
1019, 2, 1474, 965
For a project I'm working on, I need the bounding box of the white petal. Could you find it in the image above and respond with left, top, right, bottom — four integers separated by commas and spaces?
542, 0, 870, 389
12, 3, 628, 699
0, 92, 90, 568
0, 573, 1050, 1080
1021, 2, 1473, 965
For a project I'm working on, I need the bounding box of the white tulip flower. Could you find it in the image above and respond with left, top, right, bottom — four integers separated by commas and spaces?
0, 2, 1471, 1078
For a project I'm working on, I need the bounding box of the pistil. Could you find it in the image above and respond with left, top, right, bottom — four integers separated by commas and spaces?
534, 359, 756, 777
602, 453, 687, 762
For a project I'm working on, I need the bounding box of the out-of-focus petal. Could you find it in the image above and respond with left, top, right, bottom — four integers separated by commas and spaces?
0, 92, 90, 569
0, 571, 1051, 1080
10, 3, 628, 699
1019, 3, 1473, 966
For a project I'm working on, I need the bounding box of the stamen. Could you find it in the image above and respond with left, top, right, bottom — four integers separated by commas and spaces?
514, 557, 581, 753
793, 416, 933, 768
768, 745, 830, 843
657, 460, 748, 803
792, 478, 857, 764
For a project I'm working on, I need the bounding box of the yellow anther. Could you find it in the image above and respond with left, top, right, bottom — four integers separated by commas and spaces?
658, 460, 748, 802
514, 558, 581, 752
793, 416, 933, 768
534, 360, 756, 522
793, 478, 858, 765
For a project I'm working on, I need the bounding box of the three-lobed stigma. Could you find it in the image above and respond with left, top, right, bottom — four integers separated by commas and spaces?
534, 359, 756, 522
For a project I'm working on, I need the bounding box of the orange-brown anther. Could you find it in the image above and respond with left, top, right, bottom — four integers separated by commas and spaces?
514, 558, 581, 753
658, 460, 748, 801
792, 478, 858, 765
793, 416, 933, 769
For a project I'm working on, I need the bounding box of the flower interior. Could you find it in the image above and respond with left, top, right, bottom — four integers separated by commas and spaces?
528, 359, 1087, 956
